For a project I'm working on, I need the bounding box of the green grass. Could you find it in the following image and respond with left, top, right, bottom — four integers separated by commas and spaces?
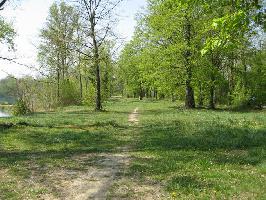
129, 101, 266, 199
0, 99, 265, 199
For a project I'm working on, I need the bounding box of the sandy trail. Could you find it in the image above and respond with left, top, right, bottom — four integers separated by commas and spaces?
40, 108, 140, 200
58, 154, 129, 200
128, 107, 139, 124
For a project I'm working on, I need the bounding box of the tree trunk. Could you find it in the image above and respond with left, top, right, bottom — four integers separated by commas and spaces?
57, 69, 60, 103
103, 64, 109, 99
139, 91, 144, 100
79, 71, 83, 100
185, 66, 195, 109
56, 52, 61, 104
90, 13, 102, 111
155, 89, 158, 100
228, 61, 235, 106
198, 82, 204, 108
85, 78, 89, 91
185, 82, 195, 108
184, 16, 195, 109
209, 85, 215, 109
139, 85, 144, 100
209, 72, 215, 109
95, 64, 102, 111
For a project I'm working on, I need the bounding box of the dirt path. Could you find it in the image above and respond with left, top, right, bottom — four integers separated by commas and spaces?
128, 107, 139, 124
40, 108, 140, 200
40, 108, 165, 199
45, 153, 130, 200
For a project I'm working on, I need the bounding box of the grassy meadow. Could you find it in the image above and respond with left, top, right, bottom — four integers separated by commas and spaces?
0, 99, 265, 199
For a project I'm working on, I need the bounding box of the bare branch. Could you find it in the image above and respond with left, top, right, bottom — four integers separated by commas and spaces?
0, 0, 7, 10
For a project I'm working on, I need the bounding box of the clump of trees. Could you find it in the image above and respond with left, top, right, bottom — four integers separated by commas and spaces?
36, 0, 120, 111
118, 0, 266, 109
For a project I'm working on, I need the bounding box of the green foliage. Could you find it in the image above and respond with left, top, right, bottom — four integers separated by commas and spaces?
0, 17, 15, 50
83, 84, 96, 106
247, 48, 266, 108
231, 81, 251, 108
118, 0, 265, 108
36, 2, 117, 110
60, 80, 80, 106
12, 99, 31, 116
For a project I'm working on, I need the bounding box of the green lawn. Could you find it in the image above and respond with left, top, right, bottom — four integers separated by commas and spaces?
0, 99, 265, 199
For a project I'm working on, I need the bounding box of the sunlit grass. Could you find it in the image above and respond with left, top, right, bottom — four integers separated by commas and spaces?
0, 99, 265, 199
129, 101, 266, 199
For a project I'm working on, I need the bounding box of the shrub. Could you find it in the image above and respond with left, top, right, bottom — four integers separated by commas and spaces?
60, 80, 80, 106
12, 99, 31, 116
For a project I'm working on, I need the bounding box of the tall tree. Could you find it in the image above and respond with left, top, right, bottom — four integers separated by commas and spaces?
38, 1, 79, 105
73, 0, 122, 111
140, 0, 208, 108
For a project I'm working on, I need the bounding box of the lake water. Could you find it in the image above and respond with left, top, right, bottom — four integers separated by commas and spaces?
0, 110, 10, 118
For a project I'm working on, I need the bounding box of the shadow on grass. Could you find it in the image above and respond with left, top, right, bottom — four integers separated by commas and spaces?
0, 123, 14, 130
167, 175, 214, 191
0, 124, 130, 169
130, 118, 266, 195
135, 121, 266, 164
15, 120, 129, 129
169, 104, 266, 113
0, 120, 132, 199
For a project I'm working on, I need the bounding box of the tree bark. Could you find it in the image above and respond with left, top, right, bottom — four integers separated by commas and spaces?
139, 84, 144, 100
184, 16, 195, 109
185, 79, 195, 108
90, 13, 102, 111
209, 85, 215, 109
185, 61, 195, 108
208, 71, 215, 109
